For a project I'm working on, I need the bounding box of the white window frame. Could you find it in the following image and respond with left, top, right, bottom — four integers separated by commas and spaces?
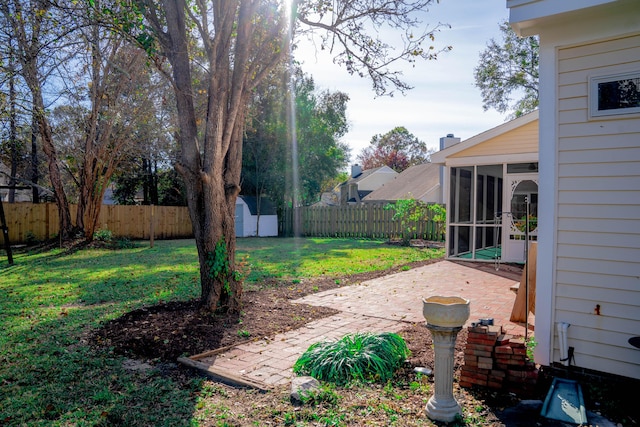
589, 70, 640, 118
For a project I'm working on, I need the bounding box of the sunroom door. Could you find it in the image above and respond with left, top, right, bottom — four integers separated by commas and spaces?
502, 174, 538, 263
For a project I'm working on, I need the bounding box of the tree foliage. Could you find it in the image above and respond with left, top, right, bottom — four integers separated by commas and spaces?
1, 0, 75, 236
243, 69, 350, 209
473, 21, 539, 119
357, 126, 429, 172
385, 198, 445, 245
291, 73, 350, 206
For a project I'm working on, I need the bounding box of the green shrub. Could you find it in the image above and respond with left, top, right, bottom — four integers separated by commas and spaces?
94, 228, 113, 242
293, 332, 410, 385
25, 231, 39, 245
115, 237, 135, 249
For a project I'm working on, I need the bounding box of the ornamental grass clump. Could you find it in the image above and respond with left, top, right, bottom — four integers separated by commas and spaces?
293, 332, 410, 386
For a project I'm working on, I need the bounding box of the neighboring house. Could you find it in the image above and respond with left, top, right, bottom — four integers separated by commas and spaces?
508, 0, 640, 380
362, 162, 443, 204
339, 164, 398, 204
0, 162, 31, 202
431, 110, 539, 263
235, 195, 278, 237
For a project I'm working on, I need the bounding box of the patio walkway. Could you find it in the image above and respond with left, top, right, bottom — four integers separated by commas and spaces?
180, 260, 533, 389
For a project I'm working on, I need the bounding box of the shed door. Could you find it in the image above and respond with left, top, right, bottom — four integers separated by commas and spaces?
235, 203, 243, 237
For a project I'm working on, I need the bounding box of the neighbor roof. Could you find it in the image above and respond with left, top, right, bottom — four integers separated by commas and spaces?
239, 195, 277, 215
344, 165, 396, 184
362, 163, 440, 202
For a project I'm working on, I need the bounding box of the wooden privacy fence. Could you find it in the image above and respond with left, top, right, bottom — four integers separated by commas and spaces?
4, 203, 193, 244
279, 203, 445, 241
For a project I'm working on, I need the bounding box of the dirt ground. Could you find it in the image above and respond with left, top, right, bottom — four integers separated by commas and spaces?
92, 258, 444, 363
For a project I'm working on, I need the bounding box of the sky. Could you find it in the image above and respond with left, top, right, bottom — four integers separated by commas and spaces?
295, 0, 510, 163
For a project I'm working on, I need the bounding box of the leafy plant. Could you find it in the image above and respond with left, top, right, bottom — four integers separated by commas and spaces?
206, 240, 250, 293
94, 227, 113, 242
237, 329, 251, 338
115, 237, 135, 249
525, 335, 537, 360
299, 383, 342, 406
293, 332, 410, 385
206, 239, 230, 281
427, 203, 446, 224
384, 198, 441, 245
25, 231, 39, 245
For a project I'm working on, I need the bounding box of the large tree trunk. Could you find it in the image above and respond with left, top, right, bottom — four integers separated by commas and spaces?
161, 0, 249, 312
145, 0, 285, 312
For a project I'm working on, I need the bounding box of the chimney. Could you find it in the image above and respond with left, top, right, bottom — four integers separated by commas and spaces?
439, 134, 461, 150
351, 164, 362, 178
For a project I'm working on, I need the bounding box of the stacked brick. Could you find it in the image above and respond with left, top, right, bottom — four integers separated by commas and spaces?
460, 325, 538, 396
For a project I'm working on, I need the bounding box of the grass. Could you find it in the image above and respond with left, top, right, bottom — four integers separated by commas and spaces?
236, 237, 440, 286
0, 237, 443, 426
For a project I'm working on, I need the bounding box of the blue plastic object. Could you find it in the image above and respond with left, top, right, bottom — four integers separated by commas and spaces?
541, 378, 587, 424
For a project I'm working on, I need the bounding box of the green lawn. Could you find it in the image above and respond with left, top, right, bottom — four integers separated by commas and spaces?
0, 238, 443, 426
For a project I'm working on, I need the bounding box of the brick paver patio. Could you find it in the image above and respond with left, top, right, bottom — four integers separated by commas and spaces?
182, 260, 533, 389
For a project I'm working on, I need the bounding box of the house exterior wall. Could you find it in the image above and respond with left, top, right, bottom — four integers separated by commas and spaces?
510, 0, 640, 380
450, 120, 538, 159
553, 34, 640, 379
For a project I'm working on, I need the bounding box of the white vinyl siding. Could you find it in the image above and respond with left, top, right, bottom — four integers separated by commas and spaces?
555, 33, 640, 379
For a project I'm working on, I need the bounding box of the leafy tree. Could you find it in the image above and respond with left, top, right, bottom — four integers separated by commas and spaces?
243, 68, 349, 226
242, 66, 288, 212
358, 127, 430, 172
0, 8, 44, 204
474, 21, 539, 118
291, 73, 350, 206
103, 0, 452, 312
385, 198, 446, 245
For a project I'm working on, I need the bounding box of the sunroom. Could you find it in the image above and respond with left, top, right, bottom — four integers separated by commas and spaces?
431, 110, 539, 263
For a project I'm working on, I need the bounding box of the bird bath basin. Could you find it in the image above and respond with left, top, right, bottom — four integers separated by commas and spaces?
422, 296, 470, 328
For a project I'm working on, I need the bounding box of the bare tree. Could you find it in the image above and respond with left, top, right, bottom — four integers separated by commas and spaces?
1, 0, 74, 236
72, 25, 151, 239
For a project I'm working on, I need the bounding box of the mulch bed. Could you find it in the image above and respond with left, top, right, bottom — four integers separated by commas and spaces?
91, 258, 446, 362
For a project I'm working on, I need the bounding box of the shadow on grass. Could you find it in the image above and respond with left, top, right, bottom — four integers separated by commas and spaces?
0, 303, 204, 426
0, 241, 207, 425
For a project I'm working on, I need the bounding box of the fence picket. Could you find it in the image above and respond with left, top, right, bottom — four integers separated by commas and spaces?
280, 203, 444, 241
4, 203, 193, 243
4, 201, 444, 244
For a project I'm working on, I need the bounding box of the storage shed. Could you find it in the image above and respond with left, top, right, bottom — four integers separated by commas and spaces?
235, 196, 278, 237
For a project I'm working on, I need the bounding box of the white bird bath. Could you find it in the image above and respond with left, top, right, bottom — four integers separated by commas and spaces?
423, 296, 470, 422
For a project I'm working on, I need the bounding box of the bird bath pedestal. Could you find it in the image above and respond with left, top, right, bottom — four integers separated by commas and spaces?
422, 296, 470, 422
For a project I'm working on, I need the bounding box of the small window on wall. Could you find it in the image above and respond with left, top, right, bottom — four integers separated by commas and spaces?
590, 71, 640, 118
